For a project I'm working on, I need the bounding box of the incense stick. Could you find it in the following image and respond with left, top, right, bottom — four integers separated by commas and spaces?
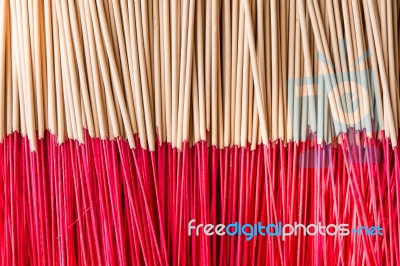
1, 1, 400, 265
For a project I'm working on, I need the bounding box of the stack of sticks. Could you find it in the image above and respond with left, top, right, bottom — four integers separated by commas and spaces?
0, 0, 399, 265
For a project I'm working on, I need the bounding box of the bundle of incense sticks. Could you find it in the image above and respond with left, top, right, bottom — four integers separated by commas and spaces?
0, 0, 399, 265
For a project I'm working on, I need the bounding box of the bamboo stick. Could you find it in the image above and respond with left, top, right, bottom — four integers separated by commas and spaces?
68, 0, 95, 137
364, 0, 397, 146
21, 0, 37, 150
222, 0, 231, 147
133, 0, 156, 150
0, 0, 7, 140
243, 0, 269, 144
5, 0, 11, 136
